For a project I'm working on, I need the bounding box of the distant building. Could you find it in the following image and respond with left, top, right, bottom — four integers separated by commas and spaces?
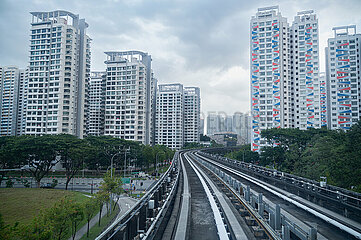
210, 132, 238, 147
200, 118, 204, 135
0, 66, 20, 136
207, 113, 217, 135
184, 87, 201, 143
225, 116, 233, 132
155, 83, 184, 149
103, 51, 156, 144
26, 11, 91, 137
155, 84, 200, 149
326, 25, 361, 130
232, 112, 252, 144
88, 71, 105, 136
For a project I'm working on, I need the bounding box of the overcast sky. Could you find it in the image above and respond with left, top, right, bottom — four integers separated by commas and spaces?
1, 0, 361, 117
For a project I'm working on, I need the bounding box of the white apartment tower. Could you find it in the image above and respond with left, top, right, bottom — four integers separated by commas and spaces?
326, 25, 361, 130
26, 11, 91, 137
104, 51, 155, 144
0, 66, 20, 136
155, 84, 184, 149
250, 6, 290, 152
250, 7, 323, 151
184, 87, 201, 143
16, 69, 28, 135
290, 11, 321, 130
88, 71, 105, 136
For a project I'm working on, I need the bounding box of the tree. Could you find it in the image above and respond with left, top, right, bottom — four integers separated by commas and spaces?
225, 144, 259, 163
83, 199, 98, 238
45, 197, 72, 240
259, 145, 285, 167
200, 134, 211, 142
16, 212, 52, 240
95, 190, 109, 226
56, 134, 94, 190
99, 170, 123, 214
69, 202, 84, 240
0, 136, 18, 170
141, 145, 154, 170
16, 135, 59, 188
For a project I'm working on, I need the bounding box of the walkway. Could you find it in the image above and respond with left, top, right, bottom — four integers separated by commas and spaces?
70, 195, 138, 240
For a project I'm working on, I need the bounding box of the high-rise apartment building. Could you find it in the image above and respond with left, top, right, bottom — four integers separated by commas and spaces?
0, 66, 20, 136
26, 11, 91, 138
88, 71, 105, 136
250, 6, 290, 151
155, 84, 184, 149
184, 87, 201, 143
326, 25, 361, 130
250, 6, 322, 151
103, 51, 155, 144
16, 69, 28, 135
319, 72, 327, 127
290, 11, 321, 130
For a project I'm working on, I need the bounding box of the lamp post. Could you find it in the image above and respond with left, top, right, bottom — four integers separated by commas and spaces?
155, 152, 162, 177
109, 150, 121, 215
111, 152, 121, 179
123, 147, 130, 178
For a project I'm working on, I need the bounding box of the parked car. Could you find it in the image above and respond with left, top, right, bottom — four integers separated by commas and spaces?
40, 183, 54, 189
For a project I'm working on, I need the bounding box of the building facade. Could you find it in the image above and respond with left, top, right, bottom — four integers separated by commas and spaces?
103, 51, 155, 144
250, 6, 322, 151
319, 72, 327, 127
88, 71, 105, 136
206, 113, 217, 135
290, 10, 321, 130
16, 69, 28, 135
0, 66, 20, 136
326, 25, 361, 130
232, 112, 252, 144
184, 87, 201, 143
155, 84, 184, 149
26, 11, 91, 137
250, 6, 290, 151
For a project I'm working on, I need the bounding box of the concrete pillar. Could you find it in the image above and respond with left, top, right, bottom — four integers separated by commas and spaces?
275, 204, 281, 231
245, 185, 250, 202
309, 227, 317, 240
138, 206, 147, 232
154, 190, 159, 208
283, 224, 290, 240
129, 212, 139, 238
258, 193, 264, 216
269, 212, 275, 230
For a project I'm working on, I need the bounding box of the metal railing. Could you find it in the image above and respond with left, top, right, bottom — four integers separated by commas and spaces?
96, 152, 180, 240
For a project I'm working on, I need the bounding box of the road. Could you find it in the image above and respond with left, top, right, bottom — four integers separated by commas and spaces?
0, 177, 155, 193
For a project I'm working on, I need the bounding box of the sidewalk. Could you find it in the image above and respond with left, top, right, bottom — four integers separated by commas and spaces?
70, 195, 138, 240
70, 203, 108, 240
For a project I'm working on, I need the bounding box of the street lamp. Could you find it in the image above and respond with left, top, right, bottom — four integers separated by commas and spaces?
123, 147, 130, 178
111, 152, 121, 179
155, 151, 163, 177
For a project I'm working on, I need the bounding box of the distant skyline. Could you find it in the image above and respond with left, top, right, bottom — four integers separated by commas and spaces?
1, 0, 361, 115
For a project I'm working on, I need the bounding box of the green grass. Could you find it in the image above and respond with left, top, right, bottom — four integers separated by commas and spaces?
129, 192, 145, 199
0, 188, 89, 226
80, 203, 119, 240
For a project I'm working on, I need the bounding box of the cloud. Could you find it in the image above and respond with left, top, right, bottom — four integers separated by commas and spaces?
1, 0, 361, 116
